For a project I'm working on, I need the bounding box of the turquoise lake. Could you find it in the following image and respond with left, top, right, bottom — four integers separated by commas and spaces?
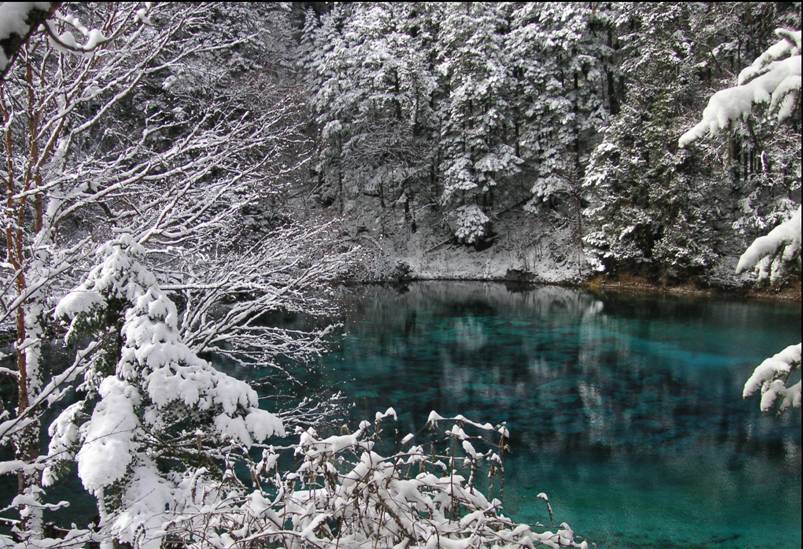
306, 282, 801, 548
3, 281, 799, 547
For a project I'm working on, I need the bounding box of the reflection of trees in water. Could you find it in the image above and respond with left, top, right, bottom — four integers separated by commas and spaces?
336, 281, 603, 324
453, 317, 489, 351
327, 282, 800, 464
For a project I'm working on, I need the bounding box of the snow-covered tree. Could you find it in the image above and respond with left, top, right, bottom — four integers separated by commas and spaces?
0, 3, 168, 534
301, 3, 353, 212
680, 27, 801, 412
449, 204, 491, 246
0, 2, 351, 540
436, 2, 521, 242
46, 236, 285, 548
506, 3, 612, 211
581, 3, 801, 281
302, 3, 437, 222
303, 2, 524, 245
582, 3, 723, 278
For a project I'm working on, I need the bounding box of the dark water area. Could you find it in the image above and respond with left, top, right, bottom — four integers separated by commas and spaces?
309, 282, 801, 548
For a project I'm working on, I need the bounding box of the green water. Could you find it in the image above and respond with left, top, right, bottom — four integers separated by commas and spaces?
310, 282, 801, 548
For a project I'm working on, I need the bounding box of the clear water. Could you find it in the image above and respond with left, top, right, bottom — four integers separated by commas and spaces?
2, 282, 798, 547
308, 282, 801, 548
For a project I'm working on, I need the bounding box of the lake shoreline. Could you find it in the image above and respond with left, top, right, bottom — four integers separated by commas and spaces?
582, 274, 802, 303
352, 273, 802, 303
351, 242, 801, 304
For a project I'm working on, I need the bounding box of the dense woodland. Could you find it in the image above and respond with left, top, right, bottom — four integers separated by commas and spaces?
0, 2, 799, 547
299, 2, 800, 284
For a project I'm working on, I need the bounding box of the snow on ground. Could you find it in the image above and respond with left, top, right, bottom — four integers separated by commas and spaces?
345, 188, 588, 284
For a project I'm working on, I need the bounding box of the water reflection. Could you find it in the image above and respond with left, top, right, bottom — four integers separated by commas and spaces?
319, 282, 801, 548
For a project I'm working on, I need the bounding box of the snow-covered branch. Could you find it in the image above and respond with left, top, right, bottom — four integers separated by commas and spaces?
679, 28, 801, 147
743, 343, 801, 412
0, 2, 59, 80
167, 221, 352, 372
736, 206, 801, 283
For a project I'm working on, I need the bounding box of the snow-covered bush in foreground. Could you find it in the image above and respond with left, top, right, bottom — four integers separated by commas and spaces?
680, 28, 801, 413
165, 411, 587, 549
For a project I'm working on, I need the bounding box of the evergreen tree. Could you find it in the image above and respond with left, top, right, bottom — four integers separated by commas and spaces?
582, 3, 721, 278
47, 237, 285, 547
583, 2, 801, 280
507, 3, 612, 210
436, 2, 521, 244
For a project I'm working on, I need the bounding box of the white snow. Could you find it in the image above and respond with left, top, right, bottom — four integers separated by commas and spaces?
743, 343, 801, 412
42, 402, 83, 486
76, 377, 140, 494
680, 28, 801, 147
737, 29, 801, 85
736, 206, 801, 283
375, 407, 397, 421
245, 408, 285, 441
679, 56, 801, 146
0, 2, 52, 70
54, 289, 103, 320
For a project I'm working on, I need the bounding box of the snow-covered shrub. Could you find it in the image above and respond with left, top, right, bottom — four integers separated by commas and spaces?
651, 212, 718, 278
392, 260, 414, 283
450, 204, 492, 246
166, 411, 588, 549
581, 212, 659, 275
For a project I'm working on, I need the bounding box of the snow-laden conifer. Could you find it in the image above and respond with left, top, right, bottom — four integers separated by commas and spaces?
46, 236, 284, 547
